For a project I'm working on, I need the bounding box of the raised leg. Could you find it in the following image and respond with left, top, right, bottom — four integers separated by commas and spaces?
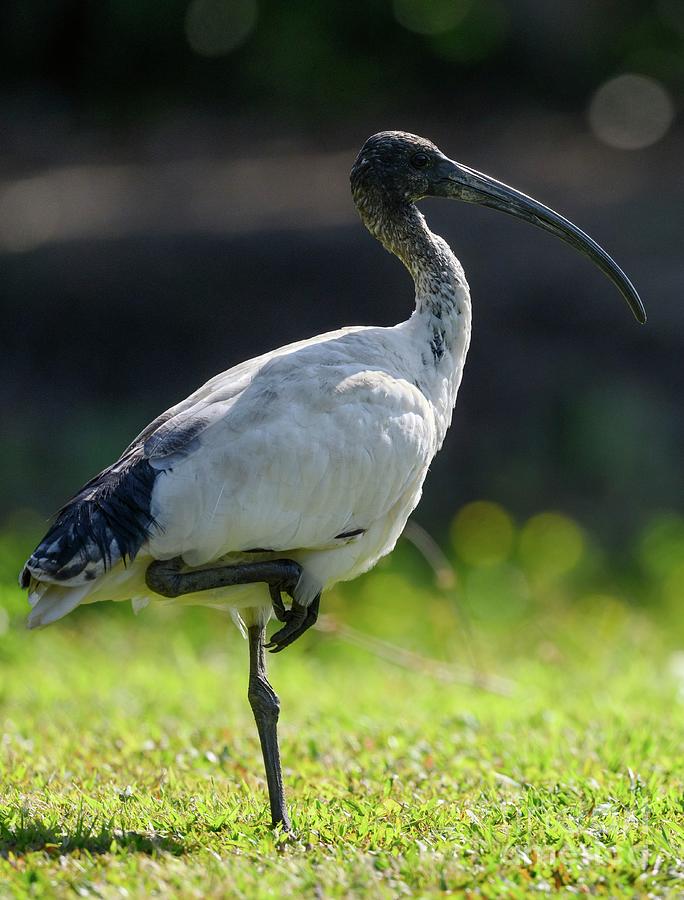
248, 623, 291, 830
146, 556, 320, 652
146, 556, 302, 600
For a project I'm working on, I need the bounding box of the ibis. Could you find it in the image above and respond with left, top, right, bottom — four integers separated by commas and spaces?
20, 131, 646, 830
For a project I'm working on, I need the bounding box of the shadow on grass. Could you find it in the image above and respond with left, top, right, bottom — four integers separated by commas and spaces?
0, 809, 186, 858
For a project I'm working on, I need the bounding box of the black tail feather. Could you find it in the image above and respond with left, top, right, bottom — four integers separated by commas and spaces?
23, 453, 159, 585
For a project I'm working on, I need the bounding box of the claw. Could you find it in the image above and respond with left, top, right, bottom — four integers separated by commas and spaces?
265, 601, 306, 649
266, 593, 321, 653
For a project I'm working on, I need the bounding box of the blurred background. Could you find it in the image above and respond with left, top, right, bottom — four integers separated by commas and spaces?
0, 0, 683, 642
2, 11, 684, 885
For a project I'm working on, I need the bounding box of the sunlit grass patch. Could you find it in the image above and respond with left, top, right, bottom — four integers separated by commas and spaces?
1, 506, 684, 895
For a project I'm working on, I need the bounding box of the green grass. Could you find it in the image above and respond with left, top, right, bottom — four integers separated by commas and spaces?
1, 509, 684, 897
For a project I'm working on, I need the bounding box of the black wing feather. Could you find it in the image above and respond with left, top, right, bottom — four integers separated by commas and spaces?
20, 448, 159, 586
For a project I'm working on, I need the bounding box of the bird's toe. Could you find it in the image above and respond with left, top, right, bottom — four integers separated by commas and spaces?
266, 593, 320, 653
265, 602, 307, 651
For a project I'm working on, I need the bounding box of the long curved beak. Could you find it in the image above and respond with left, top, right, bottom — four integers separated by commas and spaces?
432, 157, 646, 324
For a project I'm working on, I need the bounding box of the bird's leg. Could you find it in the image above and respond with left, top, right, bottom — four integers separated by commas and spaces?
145, 557, 320, 651
146, 556, 302, 599
247, 623, 291, 831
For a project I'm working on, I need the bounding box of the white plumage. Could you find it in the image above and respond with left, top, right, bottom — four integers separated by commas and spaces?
26, 297, 471, 630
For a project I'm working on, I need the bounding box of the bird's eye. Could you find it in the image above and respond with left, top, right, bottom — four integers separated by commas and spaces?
411, 152, 430, 169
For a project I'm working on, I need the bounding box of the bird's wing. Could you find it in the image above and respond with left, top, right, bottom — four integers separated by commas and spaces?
147, 327, 436, 565
21, 325, 370, 589
126, 324, 370, 462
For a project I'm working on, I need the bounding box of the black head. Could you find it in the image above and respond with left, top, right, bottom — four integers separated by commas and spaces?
350, 131, 451, 205
350, 130, 646, 324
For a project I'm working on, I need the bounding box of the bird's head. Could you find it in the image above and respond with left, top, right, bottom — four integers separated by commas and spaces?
351, 130, 646, 324
350, 131, 446, 205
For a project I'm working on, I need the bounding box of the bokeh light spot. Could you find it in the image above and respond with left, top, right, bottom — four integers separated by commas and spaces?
663, 563, 684, 609
465, 564, 529, 621
638, 513, 684, 579
393, 0, 471, 36
185, 0, 257, 58
519, 513, 584, 582
430, 0, 508, 63
588, 73, 674, 150
451, 501, 514, 568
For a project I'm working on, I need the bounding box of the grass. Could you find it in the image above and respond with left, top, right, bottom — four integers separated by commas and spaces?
1, 508, 684, 896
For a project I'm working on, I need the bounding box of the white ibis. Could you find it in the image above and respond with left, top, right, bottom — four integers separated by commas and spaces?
20, 131, 646, 830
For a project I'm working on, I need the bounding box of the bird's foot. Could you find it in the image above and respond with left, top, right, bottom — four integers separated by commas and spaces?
266, 592, 321, 653
145, 554, 317, 651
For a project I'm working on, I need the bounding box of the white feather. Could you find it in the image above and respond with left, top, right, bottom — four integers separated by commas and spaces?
23, 194, 472, 630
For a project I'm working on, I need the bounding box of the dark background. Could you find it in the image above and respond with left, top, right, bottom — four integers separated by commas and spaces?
1, 0, 682, 545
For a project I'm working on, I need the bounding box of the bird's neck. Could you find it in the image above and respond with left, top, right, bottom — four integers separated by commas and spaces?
354, 191, 472, 440
357, 191, 471, 325
356, 189, 471, 370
